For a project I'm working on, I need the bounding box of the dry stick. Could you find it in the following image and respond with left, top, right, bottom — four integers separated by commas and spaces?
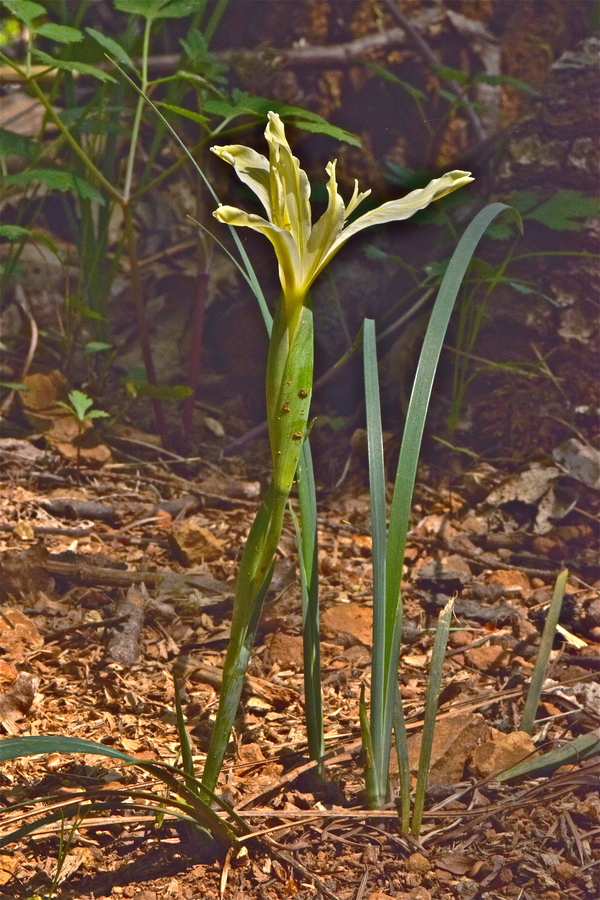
141, 28, 410, 74
0, 284, 39, 416
380, 0, 486, 143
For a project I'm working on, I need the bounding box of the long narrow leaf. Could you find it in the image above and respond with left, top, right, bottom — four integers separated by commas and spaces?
387, 203, 520, 606
291, 440, 323, 766
0, 735, 245, 844
520, 568, 568, 734
363, 318, 389, 806
411, 596, 454, 836
359, 685, 377, 804
376, 203, 520, 808
496, 731, 600, 782
393, 685, 411, 833
174, 674, 196, 786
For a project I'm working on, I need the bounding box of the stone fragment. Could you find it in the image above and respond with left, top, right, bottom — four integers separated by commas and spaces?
264, 632, 304, 668
170, 516, 223, 564
464, 643, 511, 672
417, 554, 472, 588
489, 568, 532, 598
321, 602, 372, 646
468, 729, 537, 779
406, 852, 431, 874
399, 713, 489, 785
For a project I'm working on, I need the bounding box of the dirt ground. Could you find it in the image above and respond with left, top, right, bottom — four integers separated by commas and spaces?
0, 414, 598, 900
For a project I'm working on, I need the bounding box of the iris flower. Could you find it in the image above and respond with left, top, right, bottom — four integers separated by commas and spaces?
211, 111, 473, 326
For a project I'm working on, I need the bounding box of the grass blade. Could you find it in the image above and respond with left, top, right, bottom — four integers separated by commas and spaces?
393, 685, 411, 832
363, 317, 390, 806
520, 568, 569, 734
174, 673, 196, 786
386, 204, 520, 615
497, 731, 600, 782
291, 440, 324, 766
378, 202, 519, 812
411, 596, 454, 837
0, 735, 245, 844
359, 685, 377, 804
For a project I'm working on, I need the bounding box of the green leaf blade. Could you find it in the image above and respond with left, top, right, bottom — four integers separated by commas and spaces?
31, 49, 116, 82
1, 0, 45, 27
86, 27, 136, 68
36, 23, 83, 43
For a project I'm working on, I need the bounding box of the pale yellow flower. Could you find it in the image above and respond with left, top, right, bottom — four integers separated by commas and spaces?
211, 112, 473, 322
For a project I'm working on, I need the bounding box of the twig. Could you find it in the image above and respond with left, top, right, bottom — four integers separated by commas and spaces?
380, 0, 486, 142
143, 28, 409, 73
0, 285, 39, 416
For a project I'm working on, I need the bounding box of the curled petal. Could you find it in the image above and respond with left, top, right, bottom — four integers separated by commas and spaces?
345, 179, 371, 219
339, 171, 474, 244
210, 144, 272, 219
213, 205, 302, 303
304, 161, 345, 284
265, 112, 312, 252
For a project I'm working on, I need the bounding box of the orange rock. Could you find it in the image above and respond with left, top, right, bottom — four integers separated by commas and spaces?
170, 516, 223, 564
464, 643, 511, 672
264, 632, 304, 668
468, 729, 537, 780
400, 713, 489, 785
489, 569, 532, 599
321, 602, 372, 646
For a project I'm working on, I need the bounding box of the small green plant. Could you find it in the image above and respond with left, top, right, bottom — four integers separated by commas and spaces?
57, 388, 109, 426
57, 388, 108, 473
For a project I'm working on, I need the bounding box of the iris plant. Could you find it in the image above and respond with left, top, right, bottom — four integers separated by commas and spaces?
201, 111, 472, 795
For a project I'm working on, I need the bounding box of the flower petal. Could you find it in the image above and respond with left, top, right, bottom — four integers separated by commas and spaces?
210, 144, 272, 219
311, 170, 474, 283
213, 204, 302, 302
265, 112, 312, 253
339, 171, 474, 243
304, 160, 345, 287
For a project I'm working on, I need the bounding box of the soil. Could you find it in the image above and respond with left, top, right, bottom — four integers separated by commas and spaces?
0, 418, 598, 900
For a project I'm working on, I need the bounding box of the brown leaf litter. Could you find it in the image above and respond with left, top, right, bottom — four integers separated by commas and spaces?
0, 444, 598, 900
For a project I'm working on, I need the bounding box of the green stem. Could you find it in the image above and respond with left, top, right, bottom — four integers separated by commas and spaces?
123, 19, 151, 202
202, 299, 314, 793
201, 482, 287, 793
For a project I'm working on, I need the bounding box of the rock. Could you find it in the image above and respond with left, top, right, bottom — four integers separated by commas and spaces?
399, 713, 489, 785
464, 643, 512, 672
417, 554, 472, 589
468, 729, 537, 779
406, 852, 431, 874
264, 632, 304, 668
553, 438, 600, 489
321, 602, 372, 646
583, 596, 600, 630
488, 568, 532, 599
449, 629, 473, 649
170, 516, 223, 564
